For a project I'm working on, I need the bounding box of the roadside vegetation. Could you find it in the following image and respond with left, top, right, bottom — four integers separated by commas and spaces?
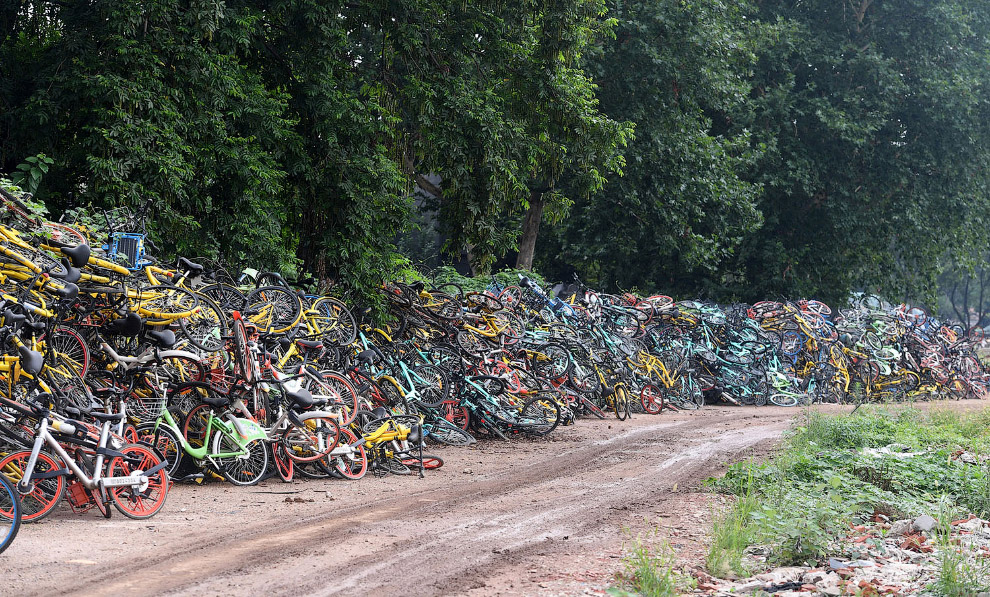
706, 407, 990, 594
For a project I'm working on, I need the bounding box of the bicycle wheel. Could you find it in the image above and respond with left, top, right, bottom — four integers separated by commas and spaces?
107, 443, 170, 519
0, 474, 20, 554
613, 386, 630, 421
492, 310, 525, 345
568, 361, 602, 394
245, 286, 302, 334
199, 282, 246, 311
412, 364, 450, 407
212, 430, 269, 486
311, 296, 358, 346
307, 371, 358, 426
280, 414, 340, 463
640, 384, 664, 414
437, 400, 470, 430
272, 442, 294, 482
769, 393, 800, 407
424, 417, 476, 446
330, 428, 367, 480
43, 326, 90, 377
519, 397, 561, 435
579, 396, 607, 419
135, 423, 185, 479
179, 293, 228, 352
131, 284, 199, 322
181, 403, 212, 448
402, 453, 444, 470
0, 450, 65, 523
159, 354, 206, 383
533, 343, 572, 379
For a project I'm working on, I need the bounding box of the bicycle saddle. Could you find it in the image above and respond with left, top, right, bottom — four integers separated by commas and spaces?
18, 345, 44, 376
286, 386, 315, 409
356, 349, 380, 365
87, 410, 125, 423
52, 258, 81, 284
200, 393, 230, 409
61, 243, 91, 268
106, 312, 143, 337
177, 257, 205, 276
147, 328, 176, 348
56, 282, 79, 300
406, 423, 421, 445
295, 339, 323, 352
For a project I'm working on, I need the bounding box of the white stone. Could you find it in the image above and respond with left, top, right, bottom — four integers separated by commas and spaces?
889, 519, 913, 536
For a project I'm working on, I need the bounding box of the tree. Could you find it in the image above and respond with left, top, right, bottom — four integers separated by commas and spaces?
386, 0, 631, 274
536, 0, 764, 294
727, 0, 990, 305
0, 0, 298, 268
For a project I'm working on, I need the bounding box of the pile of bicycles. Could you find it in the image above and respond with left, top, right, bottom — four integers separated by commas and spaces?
0, 184, 984, 551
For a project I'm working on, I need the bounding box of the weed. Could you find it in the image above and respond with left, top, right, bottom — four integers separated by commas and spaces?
706, 492, 759, 577
612, 531, 692, 597
934, 545, 990, 596
706, 406, 990, 578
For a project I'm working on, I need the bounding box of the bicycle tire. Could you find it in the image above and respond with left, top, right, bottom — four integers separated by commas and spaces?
412, 364, 450, 407
307, 371, 359, 426
329, 428, 367, 480
212, 431, 269, 486
272, 442, 294, 482
199, 282, 246, 311
519, 397, 561, 435
158, 354, 207, 384
179, 293, 228, 352
613, 386, 630, 421
131, 283, 200, 322
0, 450, 65, 523
402, 453, 444, 470
424, 417, 476, 446
640, 384, 664, 415
42, 326, 90, 377
246, 286, 302, 334
579, 396, 607, 419
0, 474, 20, 553
107, 443, 170, 519
280, 413, 340, 464
311, 296, 358, 346
135, 423, 185, 479
769, 393, 800, 407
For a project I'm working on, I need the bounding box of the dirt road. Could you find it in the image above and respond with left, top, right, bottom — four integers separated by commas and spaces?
1, 402, 982, 596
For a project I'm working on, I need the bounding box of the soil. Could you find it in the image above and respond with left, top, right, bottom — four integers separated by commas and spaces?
1, 401, 985, 597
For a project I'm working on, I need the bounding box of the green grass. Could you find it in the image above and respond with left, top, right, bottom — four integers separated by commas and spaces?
706, 406, 990, 576
706, 493, 759, 578
610, 532, 692, 597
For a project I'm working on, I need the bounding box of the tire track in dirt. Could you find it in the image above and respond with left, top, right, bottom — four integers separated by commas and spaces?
3, 407, 801, 596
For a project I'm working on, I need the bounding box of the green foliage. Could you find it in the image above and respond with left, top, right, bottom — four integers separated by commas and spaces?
936, 543, 990, 596
611, 532, 691, 597
428, 265, 547, 295
0, 177, 47, 219
539, 0, 765, 294
707, 407, 990, 574
707, 493, 760, 577
725, 0, 990, 305
10, 153, 53, 195
3, 0, 990, 305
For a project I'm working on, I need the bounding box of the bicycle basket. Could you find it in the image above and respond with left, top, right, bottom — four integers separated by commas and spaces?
108, 232, 149, 271
129, 393, 167, 422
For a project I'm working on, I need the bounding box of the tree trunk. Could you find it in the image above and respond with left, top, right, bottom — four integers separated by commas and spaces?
515, 191, 545, 271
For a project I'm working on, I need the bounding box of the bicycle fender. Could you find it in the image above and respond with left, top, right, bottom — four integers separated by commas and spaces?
155, 349, 203, 362
226, 417, 268, 443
